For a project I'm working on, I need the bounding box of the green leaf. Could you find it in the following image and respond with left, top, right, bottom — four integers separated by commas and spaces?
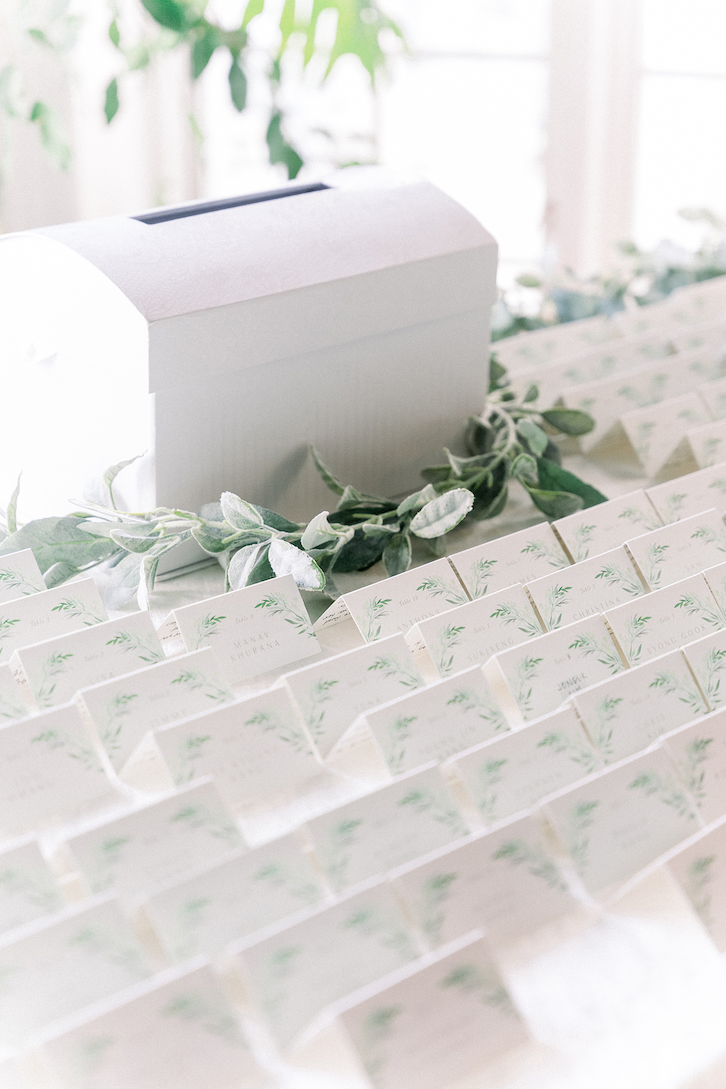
43, 561, 82, 589
397, 484, 438, 518
536, 459, 608, 508
268, 538, 325, 591
102, 455, 141, 508
192, 29, 219, 78
522, 383, 539, 403
511, 454, 538, 487
541, 408, 595, 437
29, 101, 70, 170
383, 533, 412, 576
243, 0, 264, 24
227, 543, 264, 590
420, 465, 451, 485
27, 28, 52, 46
220, 491, 264, 529
311, 446, 346, 496
0, 517, 120, 575
228, 58, 247, 110
410, 488, 474, 539
109, 18, 120, 47
301, 511, 344, 550
525, 488, 584, 520
333, 530, 386, 573
104, 551, 143, 610
104, 78, 119, 123
516, 273, 542, 288
488, 360, 507, 394
266, 110, 303, 179
6, 475, 20, 536
250, 505, 300, 532
246, 545, 275, 585
465, 415, 497, 454
470, 483, 508, 521
516, 418, 548, 456
109, 528, 164, 554
140, 0, 198, 31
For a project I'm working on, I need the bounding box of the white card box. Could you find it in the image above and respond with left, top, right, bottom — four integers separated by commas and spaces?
11, 610, 163, 712
360, 666, 508, 776
625, 509, 726, 589
231, 878, 419, 1049
491, 314, 620, 372
0, 662, 31, 722
661, 710, 726, 827
698, 375, 726, 420
0, 895, 151, 1047
620, 392, 711, 476
449, 522, 569, 599
0, 836, 64, 936
0, 548, 45, 602
681, 627, 726, 710
664, 816, 726, 951
646, 462, 726, 522
0, 578, 106, 664
76, 647, 235, 773
687, 418, 726, 468
553, 490, 661, 563
447, 705, 600, 826
338, 932, 527, 1089
61, 779, 243, 902
525, 545, 646, 631
305, 765, 467, 894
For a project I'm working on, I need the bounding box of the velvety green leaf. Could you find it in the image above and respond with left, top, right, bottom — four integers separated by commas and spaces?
29, 101, 70, 170
192, 30, 218, 78
541, 438, 562, 465
301, 511, 341, 550
541, 408, 595, 436
397, 484, 438, 518
192, 522, 234, 554
109, 18, 120, 47
266, 110, 303, 179
6, 475, 20, 536
104, 551, 143, 610
511, 453, 538, 487
516, 418, 548, 456
536, 459, 608, 508
268, 538, 325, 590
43, 561, 81, 589
140, 0, 196, 31
227, 543, 264, 590
522, 383, 539, 403
420, 465, 451, 485
488, 360, 507, 394
526, 487, 584, 519
470, 483, 509, 521
250, 505, 300, 532
0, 517, 120, 573
243, 0, 264, 24
383, 533, 412, 577
410, 488, 474, 538
109, 527, 161, 554
516, 273, 542, 288
102, 455, 141, 508
246, 545, 275, 585
311, 446, 346, 496
228, 58, 247, 110
333, 530, 386, 573
220, 491, 264, 529
104, 78, 119, 123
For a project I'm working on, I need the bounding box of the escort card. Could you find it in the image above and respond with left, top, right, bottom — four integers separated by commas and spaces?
141, 835, 324, 961
664, 817, 726, 951
526, 546, 646, 631
449, 522, 569, 600
447, 705, 600, 825
681, 627, 726, 709
338, 933, 528, 1089
0, 836, 64, 936
0, 548, 45, 602
0, 577, 106, 663
673, 318, 726, 354
360, 666, 509, 776
687, 419, 726, 468
698, 376, 726, 420
12, 610, 164, 712
646, 462, 726, 522
620, 392, 710, 476
281, 634, 425, 758
625, 509, 726, 589
541, 746, 699, 897
702, 560, 726, 618
76, 647, 235, 773
35, 962, 264, 1089
604, 573, 724, 666
152, 684, 322, 807
411, 583, 543, 678
571, 650, 708, 766
492, 313, 618, 371
0, 895, 150, 1047
483, 615, 626, 725
170, 573, 321, 681
232, 879, 418, 1049
0, 662, 30, 722
553, 490, 661, 563
661, 710, 726, 827
305, 765, 467, 894
61, 779, 243, 901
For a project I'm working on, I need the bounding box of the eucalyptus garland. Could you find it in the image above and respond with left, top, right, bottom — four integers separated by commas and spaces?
0, 365, 606, 610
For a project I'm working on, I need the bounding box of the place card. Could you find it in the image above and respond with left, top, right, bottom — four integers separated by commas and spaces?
526, 546, 646, 631
612, 296, 680, 338
11, 610, 164, 712
0, 662, 30, 722
232, 879, 418, 1049
553, 490, 661, 563
625, 509, 726, 589
0, 895, 151, 1047
61, 779, 243, 901
0, 578, 106, 664
484, 615, 626, 725
604, 573, 724, 666
449, 522, 569, 600
305, 765, 467, 894
701, 561, 726, 618
681, 627, 726, 709
76, 646, 235, 773
620, 392, 710, 476
664, 816, 726, 951
571, 650, 708, 766
152, 684, 322, 807
646, 462, 726, 522
411, 584, 543, 678
281, 634, 425, 758
447, 705, 600, 825
491, 313, 618, 371
661, 710, 726, 826
541, 746, 699, 897
169, 573, 321, 682
0, 836, 64, 936
35, 962, 264, 1089
698, 376, 726, 420
0, 548, 45, 602
140, 834, 324, 961
673, 318, 726, 354
360, 667, 508, 776
338, 933, 528, 1089
687, 419, 726, 468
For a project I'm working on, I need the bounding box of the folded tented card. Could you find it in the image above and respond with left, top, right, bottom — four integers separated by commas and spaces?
620, 393, 711, 476
490, 313, 618, 371
701, 561, 726, 619
141, 835, 324, 960
673, 319, 726, 355
687, 419, 726, 469
447, 705, 600, 826
541, 746, 699, 897
553, 491, 661, 563
338, 933, 527, 1089
0, 548, 45, 602
305, 765, 467, 894
360, 667, 508, 776
604, 573, 724, 666
625, 509, 726, 589
12, 611, 164, 713
646, 463, 726, 522
411, 584, 543, 678
698, 376, 726, 420
0, 662, 30, 722
484, 615, 626, 725
62, 779, 243, 901
35, 962, 264, 1089
0, 578, 106, 663
571, 650, 708, 766
664, 817, 726, 951
281, 634, 425, 759
153, 684, 320, 808
76, 647, 235, 773
525, 546, 646, 631
169, 573, 321, 681
232, 879, 418, 1049
661, 710, 726, 826
0, 836, 64, 936
449, 522, 569, 600
0, 895, 150, 1047
681, 628, 726, 709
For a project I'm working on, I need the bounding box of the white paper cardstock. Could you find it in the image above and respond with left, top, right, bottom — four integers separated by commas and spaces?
553, 490, 662, 563
688, 419, 726, 469
305, 765, 467, 894
76, 646, 235, 773
625, 509, 726, 589
673, 319, 726, 355
661, 710, 726, 826
701, 561, 726, 619
11, 610, 164, 712
698, 376, 726, 420
526, 546, 646, 631
0, 548, 45, 602
484, 615, 626, 725
447, 705, 601, 826
0, 836, 64, 936
0, 578, 107, 663
646, 463, 726, 522
681, 627, 726, 710
449, 522, 569, 600
0, 661, 30, 722
360, 666, 508, 776
170, 573, 321, 681
491, 313, 618, 371
620, 392, 711, 476
604, 573, 724, 666
664, 816, 726, 951
411, 583, 543, 678
541, 746, 699, 896
152, 684, 321, 807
